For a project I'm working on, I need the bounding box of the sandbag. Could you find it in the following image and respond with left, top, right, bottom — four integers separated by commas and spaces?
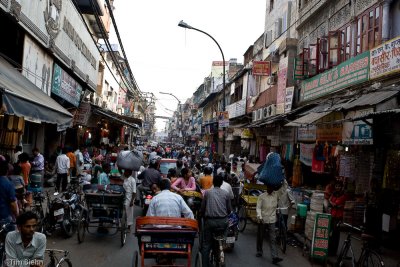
117, 150, 143, 171
258, 152, 284, 187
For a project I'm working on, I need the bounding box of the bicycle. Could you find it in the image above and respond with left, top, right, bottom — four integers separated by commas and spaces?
45, 249, 72, 267
0, 222, 14, 267
209, 227, 226, 267
336, 222, 384, 267
275, 207, 287, 254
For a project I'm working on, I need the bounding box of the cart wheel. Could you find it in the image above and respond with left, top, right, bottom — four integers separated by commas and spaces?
132, 250, 138, 267
238, 206, 247, 232
77, 210, 87, 243
195, 251, 202, 267
120, 211, 127, 247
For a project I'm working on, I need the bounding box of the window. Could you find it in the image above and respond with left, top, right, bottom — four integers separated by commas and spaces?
319, 37, 328, 72
230, 84, 243, 104
340, 25, 352, 62
328, 31, 339, 68
356, 4, 382, 54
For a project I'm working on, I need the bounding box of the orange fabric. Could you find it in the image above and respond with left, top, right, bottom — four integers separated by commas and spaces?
66, 152, 77, 168
19, 162, 31, 185
199, 175, 213, 189
330, 193, 347, 218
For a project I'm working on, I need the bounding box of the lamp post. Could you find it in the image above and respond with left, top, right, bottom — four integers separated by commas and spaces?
178, 20, 226, 156
159, 92, 184, 144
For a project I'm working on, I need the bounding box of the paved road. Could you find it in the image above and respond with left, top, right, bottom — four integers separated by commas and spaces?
45, 206, 316, 267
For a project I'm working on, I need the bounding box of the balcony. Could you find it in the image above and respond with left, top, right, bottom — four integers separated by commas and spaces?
297, 0, 329, 29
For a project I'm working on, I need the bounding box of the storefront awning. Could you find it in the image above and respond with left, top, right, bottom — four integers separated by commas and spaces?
93, 107, 140, 129
342, 90, 399, 110
0, 57, 73, 131
285, 111, 332, 127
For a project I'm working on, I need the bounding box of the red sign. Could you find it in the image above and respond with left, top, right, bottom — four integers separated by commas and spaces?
252, 61, 271, 76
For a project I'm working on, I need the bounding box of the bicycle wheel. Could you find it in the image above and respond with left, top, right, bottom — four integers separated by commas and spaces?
359, 250, 384, 267
120, 211, 127, 247
195, 251, 202, 267
238, 206, 247, 232
57, 258, 72, 267
336, 242, 352, 267
77, 210, 86, 243
278, 221, 287, 254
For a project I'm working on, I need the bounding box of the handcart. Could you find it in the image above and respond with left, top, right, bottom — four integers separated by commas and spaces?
134, 216, 201, 267
77, 184, 128, 247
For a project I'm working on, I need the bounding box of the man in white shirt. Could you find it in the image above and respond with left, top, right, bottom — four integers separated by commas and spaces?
54, 148, 70, 193
74, 147, 84, 176
220, 180, 234, 200
255, 180, 288, 264
12, 146, 22, 164
147, 179, 194, 219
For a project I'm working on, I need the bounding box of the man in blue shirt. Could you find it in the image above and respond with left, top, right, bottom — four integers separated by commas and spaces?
0, 159, 18, 230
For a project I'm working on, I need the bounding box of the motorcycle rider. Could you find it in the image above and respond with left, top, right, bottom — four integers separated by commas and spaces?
137, 158, 162, 205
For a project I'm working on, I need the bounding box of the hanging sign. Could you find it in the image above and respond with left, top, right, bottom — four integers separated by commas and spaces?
218, 111, 229, 128
342, 108, 373, 145
52, 63, 82, 107
316, 112, 343, 142
73, 102, 91, 125
297, 126, 317, 142
252, 61, 271, 76
311, 213, 331, 260
241, 128, 254, 139
299, 143, 314, 166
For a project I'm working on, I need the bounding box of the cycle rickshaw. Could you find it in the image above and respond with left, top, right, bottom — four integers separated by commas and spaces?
134, 216, 201, 267
77, 184, 128, 247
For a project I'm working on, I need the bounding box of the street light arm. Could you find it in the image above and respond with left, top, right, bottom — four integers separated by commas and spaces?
159, 92, 181, 104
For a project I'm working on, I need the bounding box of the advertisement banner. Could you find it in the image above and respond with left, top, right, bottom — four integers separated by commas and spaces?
218, 111, 229, 128
370, 36, 400, 79
311, 213, 331, 260
276, 58, 288, 114
342, 108, 373, 145
284, 86, 295, 113
301, 52, 370, 101
252, 61, 271, 76
241, 128, 254, 139
73, 102, 91, 125
316, 112, 343, 142
299, 143, 314, 166
52, 63, 82, 107
297, 126, 317, 141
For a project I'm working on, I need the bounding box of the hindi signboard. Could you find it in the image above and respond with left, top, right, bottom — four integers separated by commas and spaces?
52, 63, 82, 107
301, 52, 370, 101
370, 35, 400, 79
73, 102, 91, 126
342, 108, 373, 145
311, 213, 331, 260
218, 111, 229, 128
252, 61, 271, 76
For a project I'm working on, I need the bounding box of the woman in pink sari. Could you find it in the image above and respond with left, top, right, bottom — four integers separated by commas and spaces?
171, 168, 196, 193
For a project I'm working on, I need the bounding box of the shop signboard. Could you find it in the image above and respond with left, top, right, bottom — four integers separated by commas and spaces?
227, 99, 246, 119
73, 102, 91, 126
301, 52, 370, 101
52, 63, 82, 107
241, 128, 254, 139
284, 86, 295, 113
311, 213, 331, 260
22, 35, 53, 96
276, 58, 288, 114
299, 143, 314, 166
252, 61, 271, 76
342, 108, 373, 145
297, 126, 317, 141
370, 36, 400, 79
218, 111, 229, 128
316, 112, 343, 142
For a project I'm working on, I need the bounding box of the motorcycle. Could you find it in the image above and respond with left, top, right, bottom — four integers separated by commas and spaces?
141, 188, 154, 216
44, 180, 85, 237
225, 211, 240, 251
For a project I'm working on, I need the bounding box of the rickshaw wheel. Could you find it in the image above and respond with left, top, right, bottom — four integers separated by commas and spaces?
238, 206, 247, 232
77, 210, 86, 243
121, 211, 127, 247
195, 251, 202, 267
132, 250, 138, 267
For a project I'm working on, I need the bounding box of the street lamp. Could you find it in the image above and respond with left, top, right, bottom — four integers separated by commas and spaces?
159, 92, 184, 144
178, 20, 226, 155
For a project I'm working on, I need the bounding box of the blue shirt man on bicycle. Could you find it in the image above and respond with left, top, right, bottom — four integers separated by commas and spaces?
200, 174, 231, 267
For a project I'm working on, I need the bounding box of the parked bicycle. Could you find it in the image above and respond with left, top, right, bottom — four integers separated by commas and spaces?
336, 222, 384, 267
276, 207, 287, 254
45, 249, 72, 267
0, 222, 13, 267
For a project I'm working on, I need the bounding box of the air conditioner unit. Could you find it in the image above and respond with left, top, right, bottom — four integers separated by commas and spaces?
267, 75, 277, 85
102, 101, 107, 108
107, 91, 113, 97
95, 96, 100, 106
257, 109, 263, 121
252, 111, 257, 122
263, 104, 277, 119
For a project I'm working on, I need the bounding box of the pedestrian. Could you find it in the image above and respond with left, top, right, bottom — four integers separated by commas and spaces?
30, 148, 44, 186
12, 145, 22, 164
328, 180, 346, 256
98, 163, 111, 186
54, 147, 70, 193
66, 147, 77, 177
122, 169, 136, 231
18, 153, 31, 187
199, 167, 213, 190
255, 180, 288, 264
74, 147, 84, 176
200, 174, 231, 267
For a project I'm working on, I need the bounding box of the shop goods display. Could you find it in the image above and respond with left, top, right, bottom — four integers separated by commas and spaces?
305, 210, 316, 240
310, 191, 324, 213
343, 200, 365, 227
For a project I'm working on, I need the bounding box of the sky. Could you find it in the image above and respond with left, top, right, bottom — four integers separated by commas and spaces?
111, 0, 266, 131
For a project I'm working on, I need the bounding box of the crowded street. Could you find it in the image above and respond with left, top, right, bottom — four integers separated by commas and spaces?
1, 0, 400, 267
